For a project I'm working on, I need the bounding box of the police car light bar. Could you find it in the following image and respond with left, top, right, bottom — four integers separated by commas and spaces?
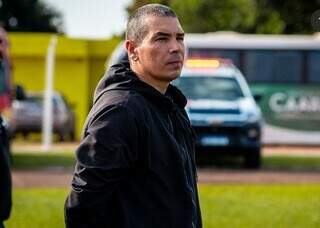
185, 59, 220, 68
185, 58, 233, 69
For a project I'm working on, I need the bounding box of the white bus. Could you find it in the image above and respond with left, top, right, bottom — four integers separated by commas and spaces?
108, 32, 320, 145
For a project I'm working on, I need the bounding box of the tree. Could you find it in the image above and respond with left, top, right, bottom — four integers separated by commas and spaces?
268, 0, 320, 34
127, 0, 283, 34
170, 0, 258, 33
253, 0, 285, 34
0, 0, 63, 33
127, 0, 320, 34
126, 0, 170, 15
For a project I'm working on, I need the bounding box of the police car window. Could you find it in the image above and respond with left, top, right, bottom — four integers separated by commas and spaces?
28, 95, 59, 107
173, 76, 244, 100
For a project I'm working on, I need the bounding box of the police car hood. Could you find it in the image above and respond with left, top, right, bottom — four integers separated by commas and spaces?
187, 98, 256, 113
186, 98, 260, 124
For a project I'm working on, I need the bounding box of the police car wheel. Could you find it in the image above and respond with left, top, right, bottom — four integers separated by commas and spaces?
244, 148, 261, 169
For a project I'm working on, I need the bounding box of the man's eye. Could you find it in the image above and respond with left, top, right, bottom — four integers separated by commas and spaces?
156, 37, 167, 41
177, 37, 184, 41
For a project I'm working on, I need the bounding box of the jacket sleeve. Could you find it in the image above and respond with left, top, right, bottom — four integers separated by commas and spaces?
65, 105, 141, 228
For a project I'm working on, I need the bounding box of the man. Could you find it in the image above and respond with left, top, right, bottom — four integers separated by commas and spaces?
0, 116, 11, 228
65, 4, 202, 228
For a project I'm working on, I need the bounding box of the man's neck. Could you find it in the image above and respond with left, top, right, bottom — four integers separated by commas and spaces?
131, 66, 169, 94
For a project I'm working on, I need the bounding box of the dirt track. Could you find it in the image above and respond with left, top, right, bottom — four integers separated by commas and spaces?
11, 143, 320, 188
198, 169, 320, 184
12, 168, 320, 188
13, 169, 73, 188
12, 142, 320, 156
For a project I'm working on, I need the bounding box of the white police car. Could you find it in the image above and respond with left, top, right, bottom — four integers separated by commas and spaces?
172, 58, 263, 168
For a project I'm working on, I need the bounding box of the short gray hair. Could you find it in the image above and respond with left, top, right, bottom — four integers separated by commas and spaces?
126, 4, 177, 45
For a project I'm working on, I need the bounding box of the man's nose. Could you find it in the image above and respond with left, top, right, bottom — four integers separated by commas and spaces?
169, 39, 183, 53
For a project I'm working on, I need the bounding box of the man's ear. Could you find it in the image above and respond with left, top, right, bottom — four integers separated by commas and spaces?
125, 40, 138, 61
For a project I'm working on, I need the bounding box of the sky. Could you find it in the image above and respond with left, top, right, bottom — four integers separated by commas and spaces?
42, 0, 133, 39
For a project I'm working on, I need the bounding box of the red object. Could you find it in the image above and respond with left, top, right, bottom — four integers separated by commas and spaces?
0, 27, 12, 112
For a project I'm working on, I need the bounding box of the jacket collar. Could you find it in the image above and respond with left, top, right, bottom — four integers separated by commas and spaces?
94, 61, 187, 111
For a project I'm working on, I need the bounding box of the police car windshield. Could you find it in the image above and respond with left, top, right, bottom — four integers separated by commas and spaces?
26, 94, 60, 107
173, 76, 244, 100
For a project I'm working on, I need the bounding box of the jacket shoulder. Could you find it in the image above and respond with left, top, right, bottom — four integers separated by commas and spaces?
85, 89, 148, 131
95, 89, 147, 115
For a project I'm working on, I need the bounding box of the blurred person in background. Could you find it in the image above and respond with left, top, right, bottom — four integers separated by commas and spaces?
65, 4, 202, 228
0, 116, 11, 228
0, 27, 12, 114
0, 26, 12, 228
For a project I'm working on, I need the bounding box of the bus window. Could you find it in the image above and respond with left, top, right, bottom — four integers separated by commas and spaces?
308, 51, 320, 83
273, 51, 302, 83
244, 50, 302, 83
244, 51, 273, 82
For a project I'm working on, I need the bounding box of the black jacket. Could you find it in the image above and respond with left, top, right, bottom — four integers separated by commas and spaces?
0, 116, 11, 222
65, 62, 202, 228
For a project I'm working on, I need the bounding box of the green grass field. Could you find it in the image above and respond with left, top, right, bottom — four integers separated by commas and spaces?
8, 151, 320, 227
199, 184, 320, 228
12, 152, 75, 169
5, 185, 320, 228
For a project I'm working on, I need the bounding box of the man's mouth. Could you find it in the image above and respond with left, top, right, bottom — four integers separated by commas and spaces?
167, 60, 183, 65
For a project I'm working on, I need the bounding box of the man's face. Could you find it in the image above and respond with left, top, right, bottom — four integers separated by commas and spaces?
133, 16, 185, 85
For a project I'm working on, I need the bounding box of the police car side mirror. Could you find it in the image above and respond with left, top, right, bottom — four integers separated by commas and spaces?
253, 93, 263, 103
